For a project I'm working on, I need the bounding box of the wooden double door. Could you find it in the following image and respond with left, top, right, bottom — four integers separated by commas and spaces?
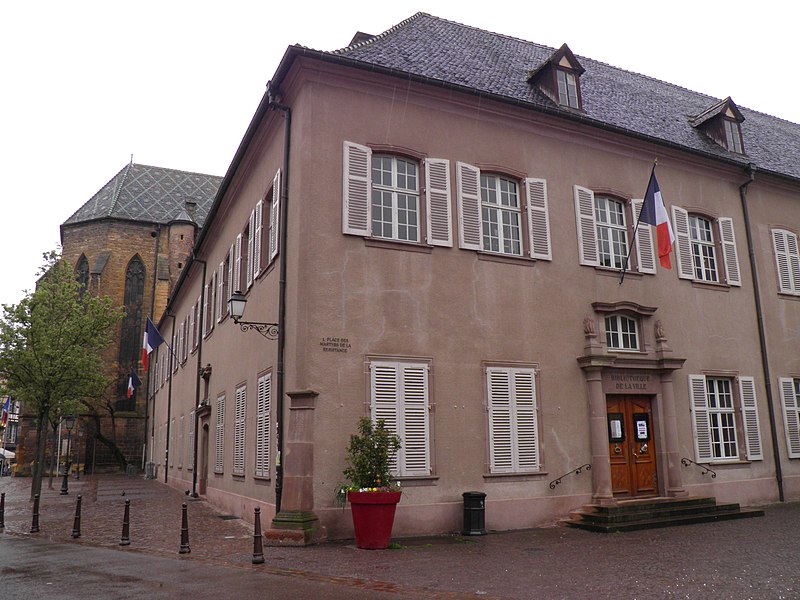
607, 395, 658, 498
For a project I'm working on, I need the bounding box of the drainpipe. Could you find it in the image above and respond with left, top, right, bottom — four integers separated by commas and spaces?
191, 255, 207, 498
268, 84, 291, 514
739, 164, 784, 502
145, 225, 162, 465
164, 313, 176, 483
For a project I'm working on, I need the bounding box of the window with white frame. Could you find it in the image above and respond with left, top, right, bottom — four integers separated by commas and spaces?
481, 174, 522, 256
255, 372, 271, 478
369, 360, 431, 477
688, 374, 762, 462
574, 186, 655, 273
215, 394, 225, 474
557, 69, 579, 108
672, 207, 741, 286
604, 315, 639, 351
486, 366, 540, 473
233, 384, 246, 476
771, 229, 800, 295
371, 154, 420, 242
779, 378, 800, 458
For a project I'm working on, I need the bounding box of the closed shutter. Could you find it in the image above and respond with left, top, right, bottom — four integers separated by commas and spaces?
688, 374, 713, 461
526, 178, 552, 261
178, 415, 184, 468
253, 200, 263, 278
371, 363, 399, 473
343, 141, 371, 236
573, 185, 598, 266
487, 368, 513, 473
188, 410, 195, 471
671, 205, 693, 280
631, 199, 656, 274
738, 376, 762, 460
772, 229, 800, 294
207, 273, 215, 334
718, 217, 741, 286
215, 394, 225, 474
202, 286, 209, 337
246, 210, 255, 289
255, 373, 271, 478
779, 377, 800, 458
456, 162, 482, 250
170, 417, 175, 466
487, 368, 539, 473
233, 385, 246, 476
425, 158, 452, 247
216, 262, 225, 323
234, 234, 242, 295
269, 169, 281, 261
513, 369, 539, 472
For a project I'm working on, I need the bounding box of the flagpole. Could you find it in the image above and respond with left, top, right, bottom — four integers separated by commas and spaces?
620, 160, 658, 284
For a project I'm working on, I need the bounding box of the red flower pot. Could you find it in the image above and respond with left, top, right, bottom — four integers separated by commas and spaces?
347, 491, 401, 549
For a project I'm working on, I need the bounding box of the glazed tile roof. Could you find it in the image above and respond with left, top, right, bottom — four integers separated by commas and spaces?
63, 163, 223, 227
327, 13, 800, 181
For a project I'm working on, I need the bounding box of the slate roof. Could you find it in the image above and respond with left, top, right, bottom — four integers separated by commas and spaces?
323, 13, 800, 182
63, 163, 223, 227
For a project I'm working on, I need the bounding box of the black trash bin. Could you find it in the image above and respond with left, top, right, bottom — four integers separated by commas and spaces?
462, 491, 487, 536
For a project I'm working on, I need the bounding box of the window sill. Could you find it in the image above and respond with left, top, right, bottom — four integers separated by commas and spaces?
253, 475, 272, 483
777, 292, 800, 301
364, 238, 433, 254
690, 280, 730, 292
483, 471, 548, 482
396, 475, 439, 487
709, 459, 751, 467
595, 266, 642, 279
477, 251, 535, 266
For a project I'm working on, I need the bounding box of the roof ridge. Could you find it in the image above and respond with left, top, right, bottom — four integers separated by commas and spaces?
106, 162, 133, 217
331, 12, 429, 54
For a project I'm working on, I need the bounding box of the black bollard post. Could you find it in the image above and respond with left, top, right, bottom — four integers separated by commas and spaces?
60, 462, 70, 495
71, 495, 82, 539
30, 493, 40, 533
119, 499, 130, 546
252, 507, 265, 564
179, 503, 190, 554
0, 492, 5, 530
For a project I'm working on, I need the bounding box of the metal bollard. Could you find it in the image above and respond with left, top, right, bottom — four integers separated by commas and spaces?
0, 492, 5, 530
179, 503, 190, 554
71, 495, 82, 539
119, 499, 130, 546
252, 507, 264, 564
30, 493, 41, 533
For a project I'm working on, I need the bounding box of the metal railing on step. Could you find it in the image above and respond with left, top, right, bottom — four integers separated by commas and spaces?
680, 457, 717, 478
549, 463, 592, 490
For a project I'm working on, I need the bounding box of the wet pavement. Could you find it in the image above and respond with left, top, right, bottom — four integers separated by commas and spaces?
0, 474, 798, 599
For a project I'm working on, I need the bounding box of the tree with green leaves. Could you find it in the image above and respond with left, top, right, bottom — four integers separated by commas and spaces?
0, 251, 122, 499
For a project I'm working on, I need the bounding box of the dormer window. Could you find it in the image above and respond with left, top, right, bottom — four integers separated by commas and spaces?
723, 118, 743, 153
528, 43, 585, 111
690, 97, 745, 155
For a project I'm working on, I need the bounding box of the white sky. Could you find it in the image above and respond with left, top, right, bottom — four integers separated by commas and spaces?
1, 0, 798, 308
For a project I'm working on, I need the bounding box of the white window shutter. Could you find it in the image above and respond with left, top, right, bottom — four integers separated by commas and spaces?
772, 229, 800, 294
779, 377, 800, 458
425, 158, 453, 247
202, 285, 209, 337
718, 217, 741, 286
343, 141, 371, 236
253, 200, 263, 278
688, 374, 713, 461
207, 273, 215, 333
631, 199, 656, 274
671, 206, 694, 280
371, 363, 400, 473
573, 185, 598, 266
512, 369, 539, 472
234, 234, 242, 294
215, 395, 225, 474
216, 262, 225, 323
400, 364, 430, 476
738, 376, 763, 461
269, 169, 281, 261
456, 162, 482, 250
233, 385, 246, 476
188, 305, 195, 351
787, 231, 800, 292
246, 210, 255, 289
526, 178, 552, 261
487, 368, 513, 473
188, 410, 195, 471
255, 373, 271, 478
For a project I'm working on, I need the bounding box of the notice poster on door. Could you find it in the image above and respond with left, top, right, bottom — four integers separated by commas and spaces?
633, 414, 650, 441
607, 413, 624, 442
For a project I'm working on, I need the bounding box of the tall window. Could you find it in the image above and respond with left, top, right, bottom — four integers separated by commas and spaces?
215, 394, 226, 474
595, 197, 628, 269
771, 229, 800, 295
255, 372, 271, 478
75, 255, 89, 296
557, 69, 579, 108
705, 378, 737, 460
233, 384, 246, 476
486, 367, 540, 473
370, 360, 431, 477
371, 155, 419, 242
689, 215, 718, 282
481, 174, 522, 256
778, 378, 800, 458
119, 255, 146, 368
605, 315, 639, 351
723, 119, 743, 153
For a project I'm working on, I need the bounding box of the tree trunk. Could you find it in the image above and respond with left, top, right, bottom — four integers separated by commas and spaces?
47, 421, 58, 490
85, 410, 128, 470
30, 407, 50, 501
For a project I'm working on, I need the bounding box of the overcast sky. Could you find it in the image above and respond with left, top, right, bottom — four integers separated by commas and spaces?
2, 0, 797, 308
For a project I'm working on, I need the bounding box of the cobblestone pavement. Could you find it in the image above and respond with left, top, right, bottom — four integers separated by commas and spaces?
1, 474, 798, 599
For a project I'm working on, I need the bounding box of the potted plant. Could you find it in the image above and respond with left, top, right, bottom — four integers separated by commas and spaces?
340, 417, 401, 549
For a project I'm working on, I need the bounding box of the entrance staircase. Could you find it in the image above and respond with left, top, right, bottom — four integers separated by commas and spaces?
562, 496, 764, 533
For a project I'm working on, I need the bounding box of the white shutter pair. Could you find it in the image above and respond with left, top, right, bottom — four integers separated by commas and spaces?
188, 410, 195, 471
671, 206, 741, 285
233, 385, 247, 476
573, 185, 655, 273
688, 374, 762, 461
343, 141, 452, 246
252, 169, 282, 278
370, 361, 430, 477
255, 373, 271, 477
771, 229, 800, 294
216, 262, 225, 323
246, 210, 255, 289
459, 162, 552, 260
777, 378, 800, 458
486, 367, 539, 473
214, 394, 225, 474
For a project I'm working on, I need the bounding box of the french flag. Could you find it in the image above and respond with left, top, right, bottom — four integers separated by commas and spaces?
127, 369, 142, 399
1, 397, 9, 426
141, 317, 165, 371
639, 170, 675, 269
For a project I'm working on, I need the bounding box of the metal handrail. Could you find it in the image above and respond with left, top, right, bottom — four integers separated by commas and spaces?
549, 463, 592, 490
680, 457, 717, 478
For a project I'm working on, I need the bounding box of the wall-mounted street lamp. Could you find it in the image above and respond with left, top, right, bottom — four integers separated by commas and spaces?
228, 291, 279, 340
60, 415, 76, 495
